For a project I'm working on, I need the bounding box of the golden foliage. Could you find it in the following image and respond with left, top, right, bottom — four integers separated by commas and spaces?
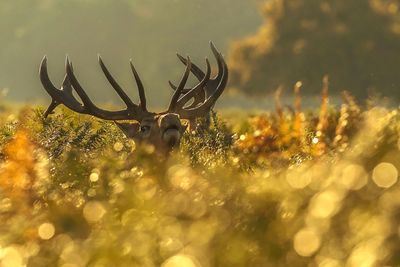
0, 129, 36, 200
313, 76, 330, 156
235, 78, 363, 164
0, 110, 50, 212
0, 104, 399, 266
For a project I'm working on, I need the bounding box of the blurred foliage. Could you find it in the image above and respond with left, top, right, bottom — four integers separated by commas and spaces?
229, 0, 400, 98
0, 98, 399, 266
235, 77, 363, 167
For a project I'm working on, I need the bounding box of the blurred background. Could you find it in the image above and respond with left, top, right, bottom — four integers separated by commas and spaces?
0, 0, 260, 108
1, 0, 400, 108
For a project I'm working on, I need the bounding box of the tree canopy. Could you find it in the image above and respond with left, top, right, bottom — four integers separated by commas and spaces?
228, 0, 400, 98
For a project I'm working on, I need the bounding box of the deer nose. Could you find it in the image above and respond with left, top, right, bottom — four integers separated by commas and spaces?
163, 129, 181, 147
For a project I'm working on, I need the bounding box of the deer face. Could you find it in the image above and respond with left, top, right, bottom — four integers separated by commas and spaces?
116, 113, 187, 152
39, 42, 227, 154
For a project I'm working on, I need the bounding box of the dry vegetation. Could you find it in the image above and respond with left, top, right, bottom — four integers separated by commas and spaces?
0, 85, 399, 266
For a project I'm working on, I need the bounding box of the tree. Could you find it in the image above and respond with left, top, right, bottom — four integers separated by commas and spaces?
228, 0, 400, 98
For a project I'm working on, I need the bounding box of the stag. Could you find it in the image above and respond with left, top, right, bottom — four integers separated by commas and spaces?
39, 42, 228, 153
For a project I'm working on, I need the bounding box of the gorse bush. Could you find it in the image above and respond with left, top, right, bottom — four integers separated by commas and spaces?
0, 101, 400, 266
26, 108, 123, 159
180, 111, 235, 168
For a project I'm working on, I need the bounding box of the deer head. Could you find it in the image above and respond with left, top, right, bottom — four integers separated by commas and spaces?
39, 42, 228, 153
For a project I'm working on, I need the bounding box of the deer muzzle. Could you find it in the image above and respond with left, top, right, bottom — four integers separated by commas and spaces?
162, 127, 181, 147
160, 113, 182, 148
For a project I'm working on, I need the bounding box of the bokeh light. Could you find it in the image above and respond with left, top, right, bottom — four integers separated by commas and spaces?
372, 162, 398, 188
0, 246, 23, 267
83, 201, 106, 223
294, 228, 321, 257
89, 172, 99, 182
339, 164, 368, 190
38, 222, 55, 240
309, 190, 343, 219
113, 142, 124, 152
162, 254, 201, 267
286, 167, 312, 189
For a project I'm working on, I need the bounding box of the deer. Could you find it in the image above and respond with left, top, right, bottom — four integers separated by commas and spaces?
39, 42, 228, 154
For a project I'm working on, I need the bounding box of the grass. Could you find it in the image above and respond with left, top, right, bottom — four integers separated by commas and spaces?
0, 88, 399, 266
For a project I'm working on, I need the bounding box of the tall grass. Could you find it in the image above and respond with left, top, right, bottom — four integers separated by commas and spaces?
0, 92, 399, 266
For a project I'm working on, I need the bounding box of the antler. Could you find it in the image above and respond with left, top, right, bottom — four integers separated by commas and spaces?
39, 56, 153, 121
168, 42, 228, 120
40, 42, 226, 124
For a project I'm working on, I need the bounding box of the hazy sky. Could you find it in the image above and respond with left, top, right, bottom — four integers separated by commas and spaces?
0, 0, 262, 108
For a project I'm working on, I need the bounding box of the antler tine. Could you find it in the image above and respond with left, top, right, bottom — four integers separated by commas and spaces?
61, 74, 72, 93
168, 41, 225, 103
65, 57, 147, 121
170, 45, 221, 87
168, 81, 206, 108
39, 56, 85, 117
176, 53, 205, 81
176, 58, 211, 109
199, 41, 225, 99
130, 60, 147, 111
168, 81, 205, 109
201, 49, 228, 107
43, 101, 58, 118
210, 41, 224, 84
168, 81, 181, 91
175, 43, 228, 120
44, 71, 73, 117
168, 54, 205, 91
168, 56, 191, 112
168, 55, 210, 110
65, 57, 97, 111
98, 55, 136, 109
39, 56, 58, 96
40, 56, 60, 117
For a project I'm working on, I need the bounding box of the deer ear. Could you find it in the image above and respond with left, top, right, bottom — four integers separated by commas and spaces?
115, 122, 140, 139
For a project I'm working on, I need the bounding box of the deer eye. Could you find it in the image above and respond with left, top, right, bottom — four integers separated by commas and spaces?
140, 125, 151, 133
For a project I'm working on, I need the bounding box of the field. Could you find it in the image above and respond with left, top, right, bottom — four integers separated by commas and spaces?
0, 90, 399, 267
